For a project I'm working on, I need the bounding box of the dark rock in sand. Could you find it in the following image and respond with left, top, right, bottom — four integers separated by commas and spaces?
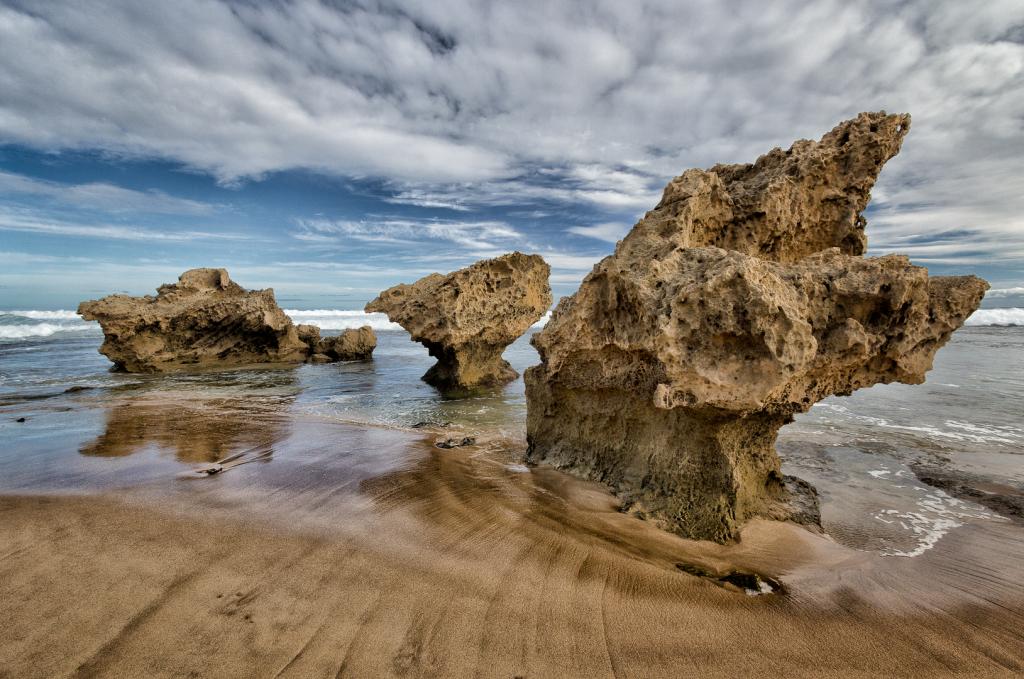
526, 112, 987, 543
435, 437, 476, 449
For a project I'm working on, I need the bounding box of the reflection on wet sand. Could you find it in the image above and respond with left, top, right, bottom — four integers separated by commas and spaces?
1, 419, 1022, 678
78, 371, 299, 464
79, 399, 287, 463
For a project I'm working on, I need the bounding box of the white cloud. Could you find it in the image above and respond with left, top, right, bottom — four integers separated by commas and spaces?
0, 205, 247, 242
0, 171, 217, 215
292, 217, 525, 251
568, 222, 632, 243
385, 167, 662, 213
0, 0, 1021, 271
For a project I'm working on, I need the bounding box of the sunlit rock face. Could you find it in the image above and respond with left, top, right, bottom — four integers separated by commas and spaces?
366, 252, 551, 393
295, 323, 377, 362
525, 112, 988, 543
316, 325, 377, 361
79, 268, 310, 372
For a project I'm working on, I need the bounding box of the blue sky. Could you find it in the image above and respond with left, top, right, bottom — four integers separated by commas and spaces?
1, 0, 1023, 309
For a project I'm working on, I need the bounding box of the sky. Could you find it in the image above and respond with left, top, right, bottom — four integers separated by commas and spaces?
1, 0, 1023, 309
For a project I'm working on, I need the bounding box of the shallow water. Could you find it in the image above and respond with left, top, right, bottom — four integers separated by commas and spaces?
1, 318, 1022, 560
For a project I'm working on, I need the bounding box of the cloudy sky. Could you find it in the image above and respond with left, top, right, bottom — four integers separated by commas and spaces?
1, 0, 1022, 308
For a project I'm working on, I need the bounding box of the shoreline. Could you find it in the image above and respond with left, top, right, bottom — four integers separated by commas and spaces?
2, 418, 1023, 678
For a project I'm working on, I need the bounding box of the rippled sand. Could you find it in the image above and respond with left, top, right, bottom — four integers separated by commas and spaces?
1, 406, 1023, 677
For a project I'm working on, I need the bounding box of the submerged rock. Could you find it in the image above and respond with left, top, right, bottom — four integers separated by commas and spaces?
79, 268, 310, 373
366, 252, 551, 392
525, 112, 987, 543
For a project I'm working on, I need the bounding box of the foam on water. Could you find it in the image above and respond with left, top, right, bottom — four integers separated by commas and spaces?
0, 322, 95, 339
811, 402, 1022, 445
285, 309, 553, 331
965, 307, 1024, 326
283, 309, 402, 331
871, 480, 999, 558
5, 310, 81, 320
0, 311, 97, 339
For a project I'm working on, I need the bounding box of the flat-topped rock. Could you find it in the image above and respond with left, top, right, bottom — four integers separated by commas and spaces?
525, 112, 987, 543
366, 252, 551, 392
79, 268, 311, 372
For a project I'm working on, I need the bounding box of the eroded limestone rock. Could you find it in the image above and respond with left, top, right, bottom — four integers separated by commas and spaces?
296, 323, 376, 362
79, 268, 310, 372
525, 112, 987, 543
366, 252, 551, 392
316, 326, 377, 361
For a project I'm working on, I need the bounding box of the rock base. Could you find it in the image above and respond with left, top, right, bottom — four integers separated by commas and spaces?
526, 376, 789, 542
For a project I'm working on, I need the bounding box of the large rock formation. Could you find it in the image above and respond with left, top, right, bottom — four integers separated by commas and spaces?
366, 252, 551, 392
525, 112, 988, 543
79, 268, 311, 372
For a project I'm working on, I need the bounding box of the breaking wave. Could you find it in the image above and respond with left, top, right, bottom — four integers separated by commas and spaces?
286, 309, 553, 331
283, 309, 402, 331
0, 312, 97, 339
4, 309, 81, 320
965, 308, 1024, 326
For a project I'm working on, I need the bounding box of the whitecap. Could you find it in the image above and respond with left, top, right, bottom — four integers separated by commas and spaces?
0, 322, 97, 339
1, 309, 82, 320
284, 309, 402, 331
965, 307, 1024, 326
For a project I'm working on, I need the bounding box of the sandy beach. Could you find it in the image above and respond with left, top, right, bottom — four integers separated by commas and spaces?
1, 415, 1022, 679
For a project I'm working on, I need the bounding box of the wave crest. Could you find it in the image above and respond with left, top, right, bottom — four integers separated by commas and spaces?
283, 309, 402, 331
965, 308, 1024, 327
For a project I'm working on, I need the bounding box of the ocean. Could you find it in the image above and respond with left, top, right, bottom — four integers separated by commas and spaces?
1, 306, 1022, 560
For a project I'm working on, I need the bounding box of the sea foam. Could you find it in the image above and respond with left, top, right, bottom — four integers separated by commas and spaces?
965, 307, 1024, 326
0, 320, 97, 339
5, 309, 81, 320
283, 309, 402, 331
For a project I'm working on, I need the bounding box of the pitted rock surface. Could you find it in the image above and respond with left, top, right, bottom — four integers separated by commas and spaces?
79, 268, 310, 372
317, 325, 376, 361
366, 252, 551, 392
525, 113, 987, 543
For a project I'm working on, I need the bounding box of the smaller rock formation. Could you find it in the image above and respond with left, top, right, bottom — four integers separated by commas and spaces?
79, 268, 309, 372
317, 326, 377, 361
296, 324, 376, 362
366, 252, 551, 392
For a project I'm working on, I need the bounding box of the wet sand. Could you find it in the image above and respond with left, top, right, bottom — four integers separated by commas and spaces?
1, 416, 1023, 678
